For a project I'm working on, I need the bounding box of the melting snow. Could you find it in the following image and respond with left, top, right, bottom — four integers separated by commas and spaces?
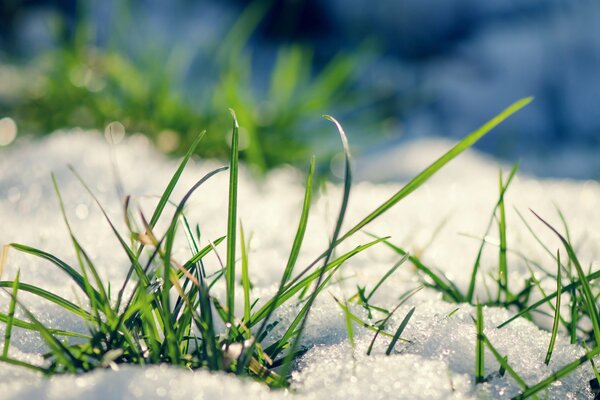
0, 130, 599, 399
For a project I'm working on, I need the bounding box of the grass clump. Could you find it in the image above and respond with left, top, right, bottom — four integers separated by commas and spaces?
0, 99, 532, 388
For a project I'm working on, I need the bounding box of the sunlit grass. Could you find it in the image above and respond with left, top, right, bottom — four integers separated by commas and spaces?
5, 98, 597, 397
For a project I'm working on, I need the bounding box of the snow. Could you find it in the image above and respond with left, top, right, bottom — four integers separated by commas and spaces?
1, 130, 599, 399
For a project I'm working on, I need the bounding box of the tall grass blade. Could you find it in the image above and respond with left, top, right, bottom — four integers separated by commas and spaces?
531, 210, 600, 345
466, 163, 519, 303
340, 98, 532, 242
149, 130, 206, 229
278, 115, 352, 384
497, 170, 509, 302
226, 109, 240, 327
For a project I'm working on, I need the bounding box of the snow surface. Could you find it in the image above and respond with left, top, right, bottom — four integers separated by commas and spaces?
1, 130, 599, 399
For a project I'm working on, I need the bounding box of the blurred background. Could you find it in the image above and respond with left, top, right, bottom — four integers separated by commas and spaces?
1, 0, 599, 179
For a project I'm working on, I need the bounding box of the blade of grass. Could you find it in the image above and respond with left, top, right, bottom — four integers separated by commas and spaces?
226, 109, 240, 328
385, 306, 415, 355
512, 345, 600, 399
366, 253, 409, 302
497, 268, 600, 329
497, 170, 509, 302
466, 163, 519, 303
476, 304, 485, 384
531, 210, 600, 345
0, 281, 90, 319
340, 98, 532, 242
483, 335, 532, 393
366, 286, 423, 355
278, 115, 352, 384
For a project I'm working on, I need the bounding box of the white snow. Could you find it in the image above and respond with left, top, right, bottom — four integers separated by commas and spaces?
1, 130, 599, 399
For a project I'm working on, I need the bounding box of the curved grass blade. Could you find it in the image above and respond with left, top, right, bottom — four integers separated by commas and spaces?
340, 97, 532, 242
0, 355, 46, 373
8, 244, 101, 302
0, 313, 89, 339
531, 210, 600, 345
385, 306, 415, 355
278, 115, 352, 384
51, 173, 110, 314
0, 281, 90, 319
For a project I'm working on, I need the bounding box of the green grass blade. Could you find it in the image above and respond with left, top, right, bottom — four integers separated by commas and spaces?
237, 158, 315, 373
0, 355, 47, 373
385, 306, 415, 355
545, 250, 562, 365
466, 162, 519, 303
367, 253, 409, 302
340, 98, 532, 242
149, 130, 206, 228
475, 304, 485, 384
0, 281, 90, 319
0, 312, 89, 339
281, 157, 315, 286
513, 346, 600, 399
2, 270, 19, 357
51, 173, 110, 309
240, 222, 251, 323
9, 244, 101, 301
278, 116, 352, 384
366, 286, 423, 355
497, 170, 508, 302
371, 234, 464, 302
497, 268, 600, 329
483, 335, 530, 392
226, 109, 240, 327
531, 210, 600, 345
343, 299, 356, 354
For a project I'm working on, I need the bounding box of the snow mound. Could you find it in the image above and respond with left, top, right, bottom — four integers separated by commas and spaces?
0, 130, 599, 399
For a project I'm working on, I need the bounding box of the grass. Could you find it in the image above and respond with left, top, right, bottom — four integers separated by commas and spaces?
1, 1, 385, 173
3, 96, 597, 396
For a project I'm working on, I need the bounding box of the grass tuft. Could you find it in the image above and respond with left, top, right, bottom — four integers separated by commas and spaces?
0, 100, 536, 388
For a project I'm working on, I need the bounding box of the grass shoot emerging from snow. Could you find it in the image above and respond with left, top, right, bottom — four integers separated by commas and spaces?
5, 97, 597, 397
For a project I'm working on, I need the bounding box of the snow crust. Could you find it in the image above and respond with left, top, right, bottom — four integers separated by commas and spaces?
1, 130, 599, 399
